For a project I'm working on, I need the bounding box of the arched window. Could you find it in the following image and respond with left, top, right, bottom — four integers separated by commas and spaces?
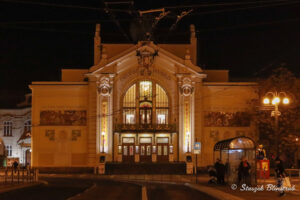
156, 84, 168, 124
123, 84, 136, 124
139, 81, 152, 125
123, 81, 169, 125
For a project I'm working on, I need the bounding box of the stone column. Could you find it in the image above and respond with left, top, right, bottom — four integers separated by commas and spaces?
177, 75, 195, 161
96, 74, 115, 162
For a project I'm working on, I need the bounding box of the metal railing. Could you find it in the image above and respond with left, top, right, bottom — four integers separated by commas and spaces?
0, 168, 38, 185
114, 123, 177, 132
285, 168, 300, 182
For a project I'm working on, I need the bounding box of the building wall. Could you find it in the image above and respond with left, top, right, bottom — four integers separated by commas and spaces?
30, 83, 89, 167
29, 39, 260, 168
200, 83, 258, 166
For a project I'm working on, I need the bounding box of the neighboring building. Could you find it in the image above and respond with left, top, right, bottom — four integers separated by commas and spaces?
0, 94, 31, 166
29, 24, 258, 169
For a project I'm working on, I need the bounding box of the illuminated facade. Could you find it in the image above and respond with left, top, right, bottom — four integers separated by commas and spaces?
30, 24, 257, 168
0, 94, 32, 166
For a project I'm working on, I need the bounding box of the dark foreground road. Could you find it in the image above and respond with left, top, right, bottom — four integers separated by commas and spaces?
147, 183, 216, 200
0, 177, 141, 200
0, 177, 216, 200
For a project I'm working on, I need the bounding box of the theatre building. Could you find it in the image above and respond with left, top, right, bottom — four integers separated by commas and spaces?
30, 24, 257, 169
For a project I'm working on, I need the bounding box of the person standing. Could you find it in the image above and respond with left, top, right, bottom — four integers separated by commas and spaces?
12, 160, 18, 173
214, 159, 226, 184
275, 157, 286, 197
238, 157, 251, 185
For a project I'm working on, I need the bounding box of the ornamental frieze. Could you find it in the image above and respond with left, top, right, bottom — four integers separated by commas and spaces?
40, 110, 87, 126
204, 111, 251, 127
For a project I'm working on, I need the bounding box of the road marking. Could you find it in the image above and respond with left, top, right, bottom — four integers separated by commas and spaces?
66, 183, 97, 200
142, 185, 148, 200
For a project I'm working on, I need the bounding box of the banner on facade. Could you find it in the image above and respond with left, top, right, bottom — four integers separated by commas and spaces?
194, 142, 201, 154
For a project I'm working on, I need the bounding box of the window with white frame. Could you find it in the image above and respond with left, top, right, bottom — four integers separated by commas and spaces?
24, 120, 31, 133
122, 81, 169, 125
123, 84, 136, 124
3, 121, 12, 136
6, 145, 12, 157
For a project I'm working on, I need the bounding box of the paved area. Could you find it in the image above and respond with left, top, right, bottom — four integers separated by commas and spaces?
70, 180, 141, 200
0, 182, 40, 194
147, 183, 216, 200
0, 177, 94, 200
0, 174, 299, 200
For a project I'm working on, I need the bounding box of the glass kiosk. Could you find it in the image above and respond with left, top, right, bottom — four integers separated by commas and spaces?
214, 136, 256, 185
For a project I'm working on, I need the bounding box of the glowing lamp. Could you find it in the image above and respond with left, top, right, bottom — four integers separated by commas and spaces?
272, 97, 280, 105
283, 97, 289, 105
263, 98, 270, 105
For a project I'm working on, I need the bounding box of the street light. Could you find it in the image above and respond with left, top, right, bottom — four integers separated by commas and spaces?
101, 131, 105, 153
262, 91, 290, 155
186, 131, 190, 153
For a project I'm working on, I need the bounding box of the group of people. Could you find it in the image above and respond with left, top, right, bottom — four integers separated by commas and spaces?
208, 156, 288, 197
209, 157, 251, 185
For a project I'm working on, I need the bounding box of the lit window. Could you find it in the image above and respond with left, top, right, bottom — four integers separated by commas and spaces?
156, 84, 168, 124
140, 81, 152, 101
6, 145, 12, 157
157, 114, 166, 124
123, 84, 136, 124
4, 121, 12, 136
126, 114, 135, 124
122, 81, 169, 126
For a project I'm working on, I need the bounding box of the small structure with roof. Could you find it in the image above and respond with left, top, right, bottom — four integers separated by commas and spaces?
214, 136, 256, 185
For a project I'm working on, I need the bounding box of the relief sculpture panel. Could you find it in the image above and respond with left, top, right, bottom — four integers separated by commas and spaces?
40, 110, 87, 126
204, 111, 251, 127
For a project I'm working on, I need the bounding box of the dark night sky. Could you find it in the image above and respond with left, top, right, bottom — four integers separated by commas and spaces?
1, 0, 300, 106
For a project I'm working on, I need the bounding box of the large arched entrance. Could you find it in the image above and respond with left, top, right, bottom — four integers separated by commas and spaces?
117, 80, 174, 163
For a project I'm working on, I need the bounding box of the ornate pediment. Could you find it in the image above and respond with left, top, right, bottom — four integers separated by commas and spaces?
136, 43, 158, 76
89, 41, 204, 78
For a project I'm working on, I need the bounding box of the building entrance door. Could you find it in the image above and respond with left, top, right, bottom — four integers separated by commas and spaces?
139, 137, 152, 162
25, 149, 31, 166
157, 137, 169, 162
140, 144, 152, 162
122, 137, 135, 162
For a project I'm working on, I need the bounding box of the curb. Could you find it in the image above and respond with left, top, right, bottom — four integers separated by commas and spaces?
0, 182, 42, 194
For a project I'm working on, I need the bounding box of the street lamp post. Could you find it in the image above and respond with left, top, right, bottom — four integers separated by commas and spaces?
263, 91, 290, 155
186, 131, 190, 153
101, 131, 105, 153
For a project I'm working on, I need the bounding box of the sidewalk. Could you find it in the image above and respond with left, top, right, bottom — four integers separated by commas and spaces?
196, 176, 300, 200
